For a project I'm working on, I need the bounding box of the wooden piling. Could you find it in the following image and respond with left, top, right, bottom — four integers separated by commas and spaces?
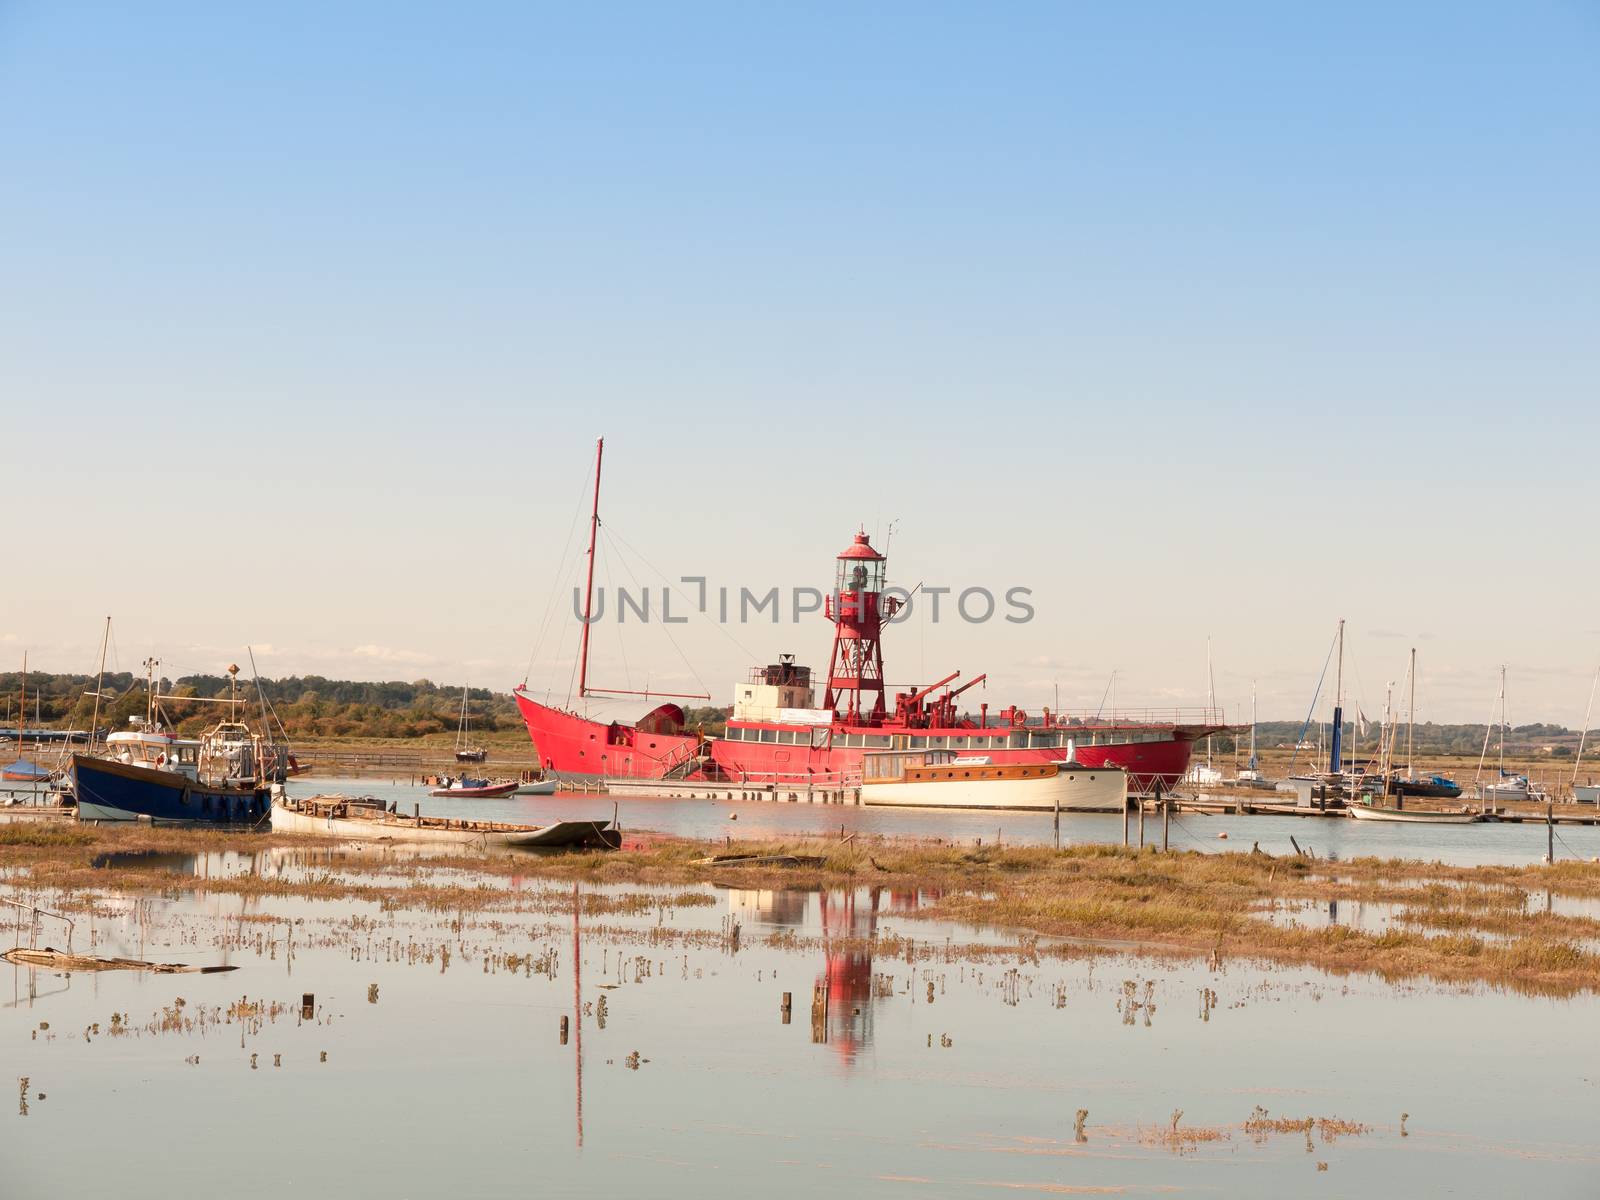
781, 991, 792, 1025
301, 992, 314, 1020
560, 1015, 569, 1044
1138, 797, 1145, 849
1160, 784, 1169, 853
1122, 798, 1130, 847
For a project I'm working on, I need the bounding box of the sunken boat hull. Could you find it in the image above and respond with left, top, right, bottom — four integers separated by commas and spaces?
270, 799, 619, 848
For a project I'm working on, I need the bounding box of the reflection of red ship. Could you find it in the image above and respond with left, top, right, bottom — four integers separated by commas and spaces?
816, 889, 879, 1062
515, 439, 1227, 795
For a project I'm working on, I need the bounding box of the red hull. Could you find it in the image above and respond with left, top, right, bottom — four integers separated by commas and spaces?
429, 782, 519, 798
515, 691, 1201, 796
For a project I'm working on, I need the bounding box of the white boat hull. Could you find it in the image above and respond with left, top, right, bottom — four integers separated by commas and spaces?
1576, 784, 1600, 806
863, 765, 1127, 812
514, 779, 558, 795
1348, 804, 1479, 824
270, 801, 614, 848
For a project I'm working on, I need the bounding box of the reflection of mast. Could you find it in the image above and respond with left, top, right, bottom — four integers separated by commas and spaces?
572, 880, 583, 1149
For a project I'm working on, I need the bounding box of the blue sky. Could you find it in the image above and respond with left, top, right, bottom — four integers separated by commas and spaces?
2, 2, 1596, 724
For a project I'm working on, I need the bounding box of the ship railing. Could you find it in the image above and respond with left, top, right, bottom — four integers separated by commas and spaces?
1043, 707, 1230, 728
727, 768, 863, 788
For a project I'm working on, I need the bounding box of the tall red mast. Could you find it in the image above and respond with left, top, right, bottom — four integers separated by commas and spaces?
823, 530, 899, 723
577, 436, 603, 700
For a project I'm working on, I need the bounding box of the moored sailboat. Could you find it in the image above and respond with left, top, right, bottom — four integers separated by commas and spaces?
454, 683, 488, 762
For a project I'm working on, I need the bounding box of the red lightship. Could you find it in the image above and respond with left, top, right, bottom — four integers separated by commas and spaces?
514, 439, 1226, 799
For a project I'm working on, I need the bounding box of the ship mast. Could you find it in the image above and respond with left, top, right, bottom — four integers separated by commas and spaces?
571, 437, 707, 704
577, 437, 604, 701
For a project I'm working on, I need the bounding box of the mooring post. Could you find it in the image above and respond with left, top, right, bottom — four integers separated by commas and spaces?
1054, 786, 1060, 851
1138, 795, 1145, 848
560, 1015, 569, 1044
1548, 797, 1555, 863
1159, 783, 1169, 852
1123, 797, 1130, 848
414, 802, 420, 825
781, 991, 792, 1025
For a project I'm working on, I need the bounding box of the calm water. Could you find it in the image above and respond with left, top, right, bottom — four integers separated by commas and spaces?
5, 850, 1598, 1198
289, 776, 1600, 868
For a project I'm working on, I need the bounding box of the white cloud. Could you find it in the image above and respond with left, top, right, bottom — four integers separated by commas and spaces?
352, 644, 433, 664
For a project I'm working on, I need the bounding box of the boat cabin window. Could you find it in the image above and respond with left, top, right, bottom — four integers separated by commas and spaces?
759, 728, 777, 743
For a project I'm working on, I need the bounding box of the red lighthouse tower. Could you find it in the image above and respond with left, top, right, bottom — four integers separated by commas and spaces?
823, 530, 900, 723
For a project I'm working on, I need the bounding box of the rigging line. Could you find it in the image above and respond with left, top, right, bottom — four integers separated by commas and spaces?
1093, 671, 1115, 722
1553, 826, 1584, 862
1166, 813, 1209, 847
601, 524, 714, 703
595, 530, 632, 695
545, 551, 587, 707
523, 461, 599, 688
539, 540, 592, 705
1287, 627, 1340, 774
598, 521, 761, 664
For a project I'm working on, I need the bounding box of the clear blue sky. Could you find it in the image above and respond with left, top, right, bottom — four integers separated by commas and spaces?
2, 2, 1596, 724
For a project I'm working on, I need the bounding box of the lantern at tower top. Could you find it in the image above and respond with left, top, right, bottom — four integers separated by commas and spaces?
835, 529, 886, 596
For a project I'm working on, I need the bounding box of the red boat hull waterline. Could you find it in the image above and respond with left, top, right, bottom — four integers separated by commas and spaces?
516, 438, 1227, 798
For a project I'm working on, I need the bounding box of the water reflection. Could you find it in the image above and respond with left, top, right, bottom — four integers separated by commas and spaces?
723, 885, 944, 1065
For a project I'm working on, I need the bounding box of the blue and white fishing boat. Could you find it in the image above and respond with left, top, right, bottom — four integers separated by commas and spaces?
72, 662, 284, 825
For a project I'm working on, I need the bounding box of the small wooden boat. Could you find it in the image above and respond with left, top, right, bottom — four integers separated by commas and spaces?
1, 760, 51, 783
1348, 803, 1479, 824
428, 776, 518, 798
514, 778, 558, 795
271, 798, 619, 848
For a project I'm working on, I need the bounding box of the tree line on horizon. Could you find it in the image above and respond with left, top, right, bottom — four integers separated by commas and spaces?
0, 671, 519, 740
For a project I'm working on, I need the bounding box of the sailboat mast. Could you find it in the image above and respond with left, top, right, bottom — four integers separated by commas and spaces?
457, 684, 470, 750
1330, 618, 1345, 774
1499, 664, 1507, 778
1574, 666, 1598, 794
88, 617, 111, 757
18, 652, 26, 762
1249, 680, 1257, 770
1407, 647, 1416, 781
577, 436, 605, 702
1205, 637, 1215, 769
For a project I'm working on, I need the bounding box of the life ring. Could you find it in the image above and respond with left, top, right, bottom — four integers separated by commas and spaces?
157, 753, 167, 765
1009, 709, 1028, 728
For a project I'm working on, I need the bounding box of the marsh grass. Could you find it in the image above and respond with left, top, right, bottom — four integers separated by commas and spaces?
4, 824, 1599, 992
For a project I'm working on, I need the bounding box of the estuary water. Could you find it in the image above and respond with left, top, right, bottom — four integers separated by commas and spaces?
4, 849, 1598, 1198
290, 776, 1600, 868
